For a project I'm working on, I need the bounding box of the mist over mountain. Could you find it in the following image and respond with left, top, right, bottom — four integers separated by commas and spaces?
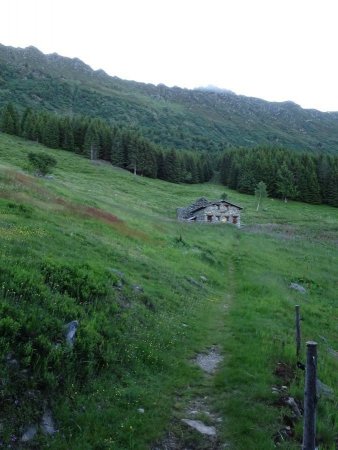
195, 85, 236, 95
1, 44, 338, 153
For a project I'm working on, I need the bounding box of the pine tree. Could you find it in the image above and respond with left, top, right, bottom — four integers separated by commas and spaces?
202, 158, 213, 182
21, 107, 33, 137
276, 162, 298, 202
1, 103, 20, 135
111, 129, 125, 166
326, 164, 338, 207
316, 155, 331, 203
125, 132, 140, 174
99, 126, 112, 161
184, 155, 198, 183
23, 111, 38, 141
156, 151, 166, 180
60, 117, 75, 151
73, 117, 90, 153
84, 121, 101, 160
163, 150, 181, 183
42, 115, 60, 148
296, 155, 321, 204
237, 167, 257, 194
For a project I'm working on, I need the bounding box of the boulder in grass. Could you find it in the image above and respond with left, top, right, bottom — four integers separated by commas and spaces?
289, 282, 307, 294
65, 320, 79, 347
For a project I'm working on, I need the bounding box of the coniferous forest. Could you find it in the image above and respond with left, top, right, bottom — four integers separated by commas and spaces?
1, 102, 338, 207
220, 147, 338, 207
0, 103, 214, 184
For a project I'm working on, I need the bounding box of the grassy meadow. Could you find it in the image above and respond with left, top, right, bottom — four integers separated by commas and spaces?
0, 132, 337, 449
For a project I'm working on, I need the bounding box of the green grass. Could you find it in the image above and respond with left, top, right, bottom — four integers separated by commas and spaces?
0, 132, 337, 449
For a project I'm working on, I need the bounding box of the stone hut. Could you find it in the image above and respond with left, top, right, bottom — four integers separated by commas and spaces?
177, 197, 242, 227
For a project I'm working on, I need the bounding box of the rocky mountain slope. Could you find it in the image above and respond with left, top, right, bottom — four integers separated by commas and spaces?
1, 44, 338, 153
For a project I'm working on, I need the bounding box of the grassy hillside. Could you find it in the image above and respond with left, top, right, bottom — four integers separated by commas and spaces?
0, 132, 337, 449
2, 44, 338, 153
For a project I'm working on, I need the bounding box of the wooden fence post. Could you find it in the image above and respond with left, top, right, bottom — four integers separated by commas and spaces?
302, 341, 317, 450
295, 305, 301, 359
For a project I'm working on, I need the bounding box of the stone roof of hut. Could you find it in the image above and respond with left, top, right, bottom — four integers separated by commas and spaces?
190, 199, 243, 214
181, 197, 209, 218
177, 198, 242, 221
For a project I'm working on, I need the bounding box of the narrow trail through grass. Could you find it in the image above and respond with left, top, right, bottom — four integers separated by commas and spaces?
153, 246, 238, 450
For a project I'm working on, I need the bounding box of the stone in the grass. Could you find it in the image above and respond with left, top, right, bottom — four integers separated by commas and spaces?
289, 283, 306, 294
182, 419, 216, 436
65, 320, 79, 347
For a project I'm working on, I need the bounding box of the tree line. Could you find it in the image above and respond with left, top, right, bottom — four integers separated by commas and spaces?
0, 103, 213, 184
219, 147, 338, 207
1, 103, 338, 208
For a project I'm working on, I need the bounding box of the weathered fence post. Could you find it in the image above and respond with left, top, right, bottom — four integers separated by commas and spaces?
302, 341, 317, 450
295, 305, 301, 358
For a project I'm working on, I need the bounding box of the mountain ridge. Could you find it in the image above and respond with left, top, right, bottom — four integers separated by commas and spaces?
1, 43, 338, 153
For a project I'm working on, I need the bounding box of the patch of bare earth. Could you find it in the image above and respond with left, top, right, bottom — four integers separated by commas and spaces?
195, 346, 223, 375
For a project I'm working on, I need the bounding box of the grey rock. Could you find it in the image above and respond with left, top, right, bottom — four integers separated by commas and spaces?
186, 277, 202, 288
117, 295, 131, 309
116, 280, 124, 290
137, 408, 145, 414
182, 419, 216, 436
317, 379, 334, 398
7, 359, 19, 370
286, 397, 302, 418
289, 282, 307, 294
200, 275, 208, 282
65, 320, 79, 347
5, 353, 19, 370
109, 268, 125, 278
41, 408, 57, 435
152, 431, 181, 450
132, 284, 144, 293
328, 348, 338, 359
21, 425, 38, 442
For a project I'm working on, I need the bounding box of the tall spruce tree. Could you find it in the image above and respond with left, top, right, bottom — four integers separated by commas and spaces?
296, 155, 321, 204
111, 129, 125, 167
60, 117, 75, 151
163, 150, 181, 183
42, 115, 60, 149
326, 164, 338, 207
84, 121, 101, 159
276, 162, 298, 202
1, 103, 20, 135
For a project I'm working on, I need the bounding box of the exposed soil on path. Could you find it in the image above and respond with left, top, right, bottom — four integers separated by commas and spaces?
153, 335, 228, 449
194, 346, 223, 375
152, 260, 235, 450
179, 347, 224, 447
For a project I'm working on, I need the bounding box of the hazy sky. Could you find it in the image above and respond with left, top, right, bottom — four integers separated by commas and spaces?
2, 0, 338, 111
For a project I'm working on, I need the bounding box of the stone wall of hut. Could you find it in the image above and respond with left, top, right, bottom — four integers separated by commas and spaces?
194, 205, 241, 227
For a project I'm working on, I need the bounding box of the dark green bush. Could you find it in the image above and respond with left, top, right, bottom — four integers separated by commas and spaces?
40, 260, 109, 303
28, 151, 57, 175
